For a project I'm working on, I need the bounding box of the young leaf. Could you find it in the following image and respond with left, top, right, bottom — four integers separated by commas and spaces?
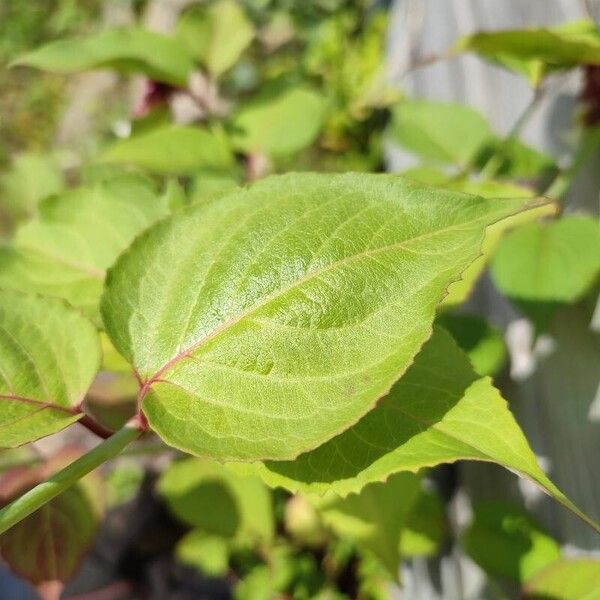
0, 175, 169, 320
158, 458, 274, 543
13, 28, 195, 86
101, 173, 546, 461
176, 0, 254, 77
463, 501, 560, 582
437, 313, 507, 377
99, 125, 235, 175
232, 327, 598, 532
0, 450, 104, 594
456, 20, 600, 87
0, 290, 100, 448
315, 472, 422, 579
230, 86, 327, 157
523, 558, 600, 599
491, 215, 600, 306
388, 100, 492, 168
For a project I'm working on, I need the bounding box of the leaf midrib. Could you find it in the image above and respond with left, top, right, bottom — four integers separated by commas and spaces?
140, 205, 525, 389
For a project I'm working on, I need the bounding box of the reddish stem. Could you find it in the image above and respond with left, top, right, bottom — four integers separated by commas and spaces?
77, 414, 115, 440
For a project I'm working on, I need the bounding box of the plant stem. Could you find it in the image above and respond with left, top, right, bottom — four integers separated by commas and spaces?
0, 419, 142, 535
78, 413, 115, 439
479, 85, 545, 180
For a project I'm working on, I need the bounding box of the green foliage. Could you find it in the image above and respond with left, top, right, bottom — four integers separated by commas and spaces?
456, 20, 600, 86
316, 472, 421, 579
438, 313, 507, 376
229, 325, 582, 526
99, 126, 235, 175
0, 174, 169, 319
176, 530, 230, 576
230, 85, 327, 157
14, 28, 195, 86
523, 558, 600, 599
491, 215, 600, 306
177, 0, 254, 76
0, 289, 100, 447
101, 173, 541, 461
463, 501, 560, 582
159, 458, 274, 543
388, 100, 492, 168
400, 488, 446, 557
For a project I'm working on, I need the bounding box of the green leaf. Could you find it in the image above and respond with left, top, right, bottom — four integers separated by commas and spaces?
491, 216, 600, 306
189, 172, 240, 204
13, 28, 195, 86
176, 0, 254, 76
456, 20, 600, 86
463, 501, 560, 582
437, 313, 507, 376
388, 100, 492, 168
523, 558, 600, 599
0, 290, 100, 448
0, 153, 64, 222
315, 472, 422, 579
176, 530, 230, 576
158, 458, 274, 543
0, 450, 104, 589
231, 85, 327, 157
400, 488, 446, 557
443, 187, 554, 307
101, 173, 545, 461
99, 125, 235, 175
231, 327, 597, 532
0, 175, 169, 320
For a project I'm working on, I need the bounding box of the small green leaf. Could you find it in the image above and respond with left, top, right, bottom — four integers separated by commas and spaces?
99, 125, 235, 175
316, 472, 422, 579
400, 488, 446, 557
0, 290, 100, 448
101, 173, 545, 461
13, 28, 195, 86
176, 530, 230, 576
158, 458, 274, 543
189, 172, 240, 204
231, 85, 327, 157
456, 20, 600, 86
0, 450, 104, 589
232, 327, 597, 532
463, 501, 560, 582
523, 558, 600, 599
176, 0, 254, 76
437, 313, 507, 376
491, 216, 600, 307
0, 175, 169, 320
388, 100, 492, 168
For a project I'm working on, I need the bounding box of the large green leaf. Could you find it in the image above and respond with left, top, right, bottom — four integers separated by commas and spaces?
158, 458, 273, 543
13, 28, 195, 86
99, 125, 235, 175
176, 0, 254, 76
491, 215, 600, 305
388, 100, 492, 168
463, 501, 560, 582
523, 558, 600, 599
0, 290, 100, 448
230, 85, 327, 157
456, 20, 600, 86
0, 451, 104, 591
0, 175, 169, 319
101, 173, 545, 461
232, 327, 597, 532
315, 472, 422, 579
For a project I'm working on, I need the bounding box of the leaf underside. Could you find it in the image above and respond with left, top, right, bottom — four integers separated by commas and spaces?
101, 173, 546, 462
0, 290, 100, 448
